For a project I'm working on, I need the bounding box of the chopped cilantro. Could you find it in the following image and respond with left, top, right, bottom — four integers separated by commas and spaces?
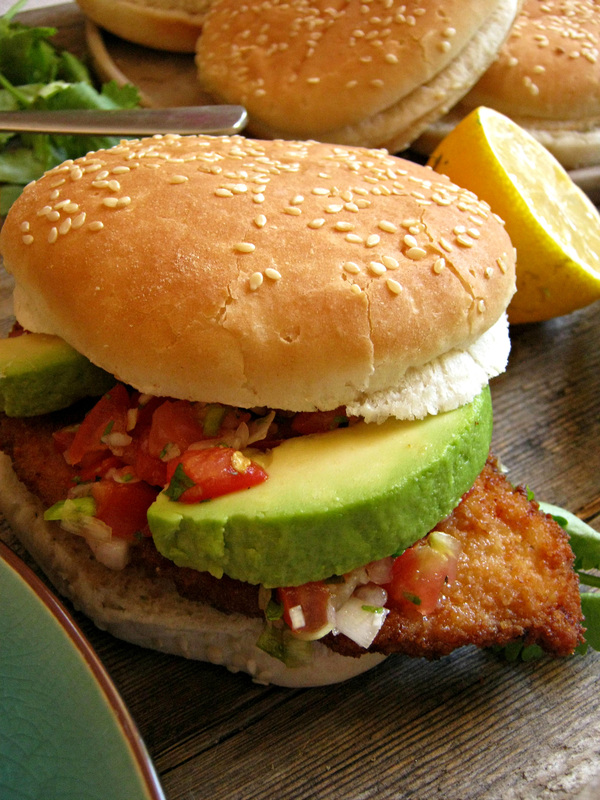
165, 462, 196, 502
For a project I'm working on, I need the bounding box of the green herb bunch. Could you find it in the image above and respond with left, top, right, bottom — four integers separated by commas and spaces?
0, 0, 140, 214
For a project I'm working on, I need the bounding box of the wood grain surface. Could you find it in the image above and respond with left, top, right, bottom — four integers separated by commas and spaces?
2, 5, 600, 799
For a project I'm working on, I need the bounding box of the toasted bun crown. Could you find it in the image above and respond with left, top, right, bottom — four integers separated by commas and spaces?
464, 0, 600, 122
196, 0, 521, 152
76, 0, 211, 52
0, 135, 515, 412
415, 0, 600, 168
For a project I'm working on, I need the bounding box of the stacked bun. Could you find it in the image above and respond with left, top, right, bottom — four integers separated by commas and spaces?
76, 0, 212, 52
2, 135, 515, 419
195, 0, 522, 153
415, 0, 600, 168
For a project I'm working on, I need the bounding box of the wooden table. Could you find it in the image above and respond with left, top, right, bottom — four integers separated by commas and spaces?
2, 4, 600, 799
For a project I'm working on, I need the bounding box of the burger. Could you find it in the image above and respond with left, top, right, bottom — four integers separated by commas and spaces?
414, 0, 600, 169
0, 134, 584, 686
195, 0, 523, 153
75, 0, 213, 53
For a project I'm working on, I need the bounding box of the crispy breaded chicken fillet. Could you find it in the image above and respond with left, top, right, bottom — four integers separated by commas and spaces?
0, 412, 584, 660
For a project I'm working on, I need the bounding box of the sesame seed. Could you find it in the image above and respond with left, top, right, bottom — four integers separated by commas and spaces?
235, 242, 256, 253
484, 267, 494, 278
283, 206, 302, 215
48, 227, 58, 244
59, 218, 72, 235
366, 234, 380, 247
312, 187, 330, 196
265, 268, 281, 281
406, 246, 427, 260
453, 225, 467, 235
215, 188, 234, 197
102, 197, 119, 208
88, 221, 104, 232
497, 256, 508, 273
92, 180, 109, 188
71, 212, 86, 229
477, 299, 486, 313
403, 234, 418, 248
350, 284, 362, 296
308, 218, 325, 229
22, 234, 34, 245
386, 278, 403, 295
456, 235, 474, 248
433, 257, 445, 274
335, 221, 354, 231
343, 261, 361, 274
291, 194, 304, 205
439, 237, 453, 252
325, 204, 344, 213
37, 205, 52, 217
169, 175, 189, 184
20, 221, 30, 232
117, 196, 131, 207
254, 215, 267, 228
249, 272, 263, 290
47, 210, 60, 222
467, 227, 481, 239
107, 180, 121, 191
369, 261, 386, 276
63, 202, 79, 213
253, 194, 266, 204
378, 220, 397, 233
346, 233, 363, 244
382, 255, 399, 270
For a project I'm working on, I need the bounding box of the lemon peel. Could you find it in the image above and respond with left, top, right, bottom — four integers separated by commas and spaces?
428, 106, 600, 324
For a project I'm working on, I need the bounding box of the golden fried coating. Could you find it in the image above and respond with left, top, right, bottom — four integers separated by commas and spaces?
328, 457, 584, 659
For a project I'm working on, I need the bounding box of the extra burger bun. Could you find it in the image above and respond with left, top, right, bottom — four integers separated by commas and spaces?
75, 0, 211, 52
0, 452, 385, 686
195, 0, 522, 153
0, 135, 515, 419
414, 0, 600, 168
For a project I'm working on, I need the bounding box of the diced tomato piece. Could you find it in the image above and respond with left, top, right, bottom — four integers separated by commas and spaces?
120, 426, 168, 487
277, 581, 332, 638
385, 532, 461, 616
291, 407, 349, 436
52, 426, 78, 454
164, 447, 268, 503
90, 475, 157, 540
64, 384, 131, 466
147, 400, 206, 458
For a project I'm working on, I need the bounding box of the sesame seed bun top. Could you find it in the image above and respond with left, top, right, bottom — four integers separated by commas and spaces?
464, 0, 600, 122
195, 0, 522, 152
414, 0, 600, 168
75, 0, 212, 52
0, 135, 515, 414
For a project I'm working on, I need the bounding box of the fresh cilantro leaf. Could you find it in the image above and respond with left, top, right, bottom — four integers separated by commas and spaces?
0, 4, 141, 214
165, 463, 196, 502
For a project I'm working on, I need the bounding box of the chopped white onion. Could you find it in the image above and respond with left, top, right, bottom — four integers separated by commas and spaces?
288, 604, 306, 630
334, 596, 389, 649
87, 537, 130, 570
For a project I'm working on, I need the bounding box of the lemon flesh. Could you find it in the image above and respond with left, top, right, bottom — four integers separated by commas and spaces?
428, 106, 600, 324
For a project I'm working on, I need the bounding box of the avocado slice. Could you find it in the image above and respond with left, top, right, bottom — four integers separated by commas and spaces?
0, 333, 115, 416
149, 387, 493, 588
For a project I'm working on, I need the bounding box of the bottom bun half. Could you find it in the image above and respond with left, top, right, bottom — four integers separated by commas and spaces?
0, 452, 385, 687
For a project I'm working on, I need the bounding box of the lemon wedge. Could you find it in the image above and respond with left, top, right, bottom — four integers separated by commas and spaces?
428, 106, 600, 324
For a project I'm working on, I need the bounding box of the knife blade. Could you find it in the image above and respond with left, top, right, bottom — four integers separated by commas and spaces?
0, 105, 248, 136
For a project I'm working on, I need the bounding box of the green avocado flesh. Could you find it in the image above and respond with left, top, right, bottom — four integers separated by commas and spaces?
149, 387, 493, 588
0, 333, 115, 416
